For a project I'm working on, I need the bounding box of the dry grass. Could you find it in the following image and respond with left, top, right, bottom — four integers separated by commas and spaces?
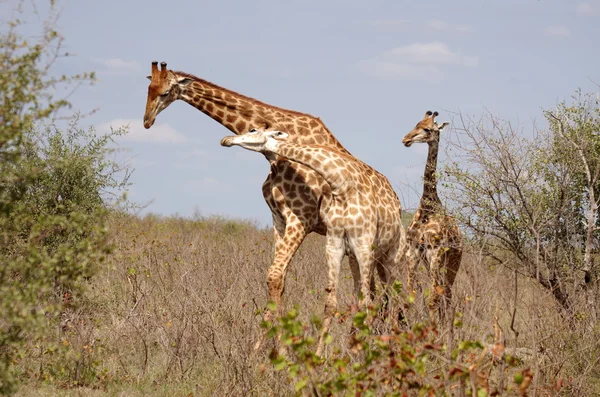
14, 213, 600, 396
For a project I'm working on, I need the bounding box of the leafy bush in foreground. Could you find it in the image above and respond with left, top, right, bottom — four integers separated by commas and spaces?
265, 306, 536, 396
0, 3, 128, 393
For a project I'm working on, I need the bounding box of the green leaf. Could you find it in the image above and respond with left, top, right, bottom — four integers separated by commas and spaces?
271, 356, 286, 371
514, 373, 523, 385
294, 378, 308, 391
353, 311, 367, 327
266, 301, 277, 312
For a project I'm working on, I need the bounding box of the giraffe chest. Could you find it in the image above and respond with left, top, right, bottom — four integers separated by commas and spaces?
408, 220, 444, 250
261, 159, 332, 229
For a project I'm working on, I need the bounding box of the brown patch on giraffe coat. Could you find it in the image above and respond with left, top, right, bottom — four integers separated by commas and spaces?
287, 190, 298, 199
236, 120, 247, 132
283, 167, 295, 181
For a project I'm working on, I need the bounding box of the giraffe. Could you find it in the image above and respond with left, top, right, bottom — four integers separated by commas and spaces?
143, 61, 381, 318
402, 111, 462, 323
221, 128, 407, 356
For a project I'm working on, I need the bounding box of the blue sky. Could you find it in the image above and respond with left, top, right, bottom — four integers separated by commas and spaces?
8, 0, 600, 226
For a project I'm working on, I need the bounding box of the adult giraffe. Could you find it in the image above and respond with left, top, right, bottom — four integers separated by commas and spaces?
221, 128, 406, 355
143, 61, 388, 316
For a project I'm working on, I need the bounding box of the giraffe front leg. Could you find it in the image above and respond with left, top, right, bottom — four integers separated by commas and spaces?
405, 244, 420, 296
316, 233, 344, 357
427, 251, 446, 324
254, 214, 307, 353
265, 216, 307, 320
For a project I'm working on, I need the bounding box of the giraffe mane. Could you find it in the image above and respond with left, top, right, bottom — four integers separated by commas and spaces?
172, 70, 330, 124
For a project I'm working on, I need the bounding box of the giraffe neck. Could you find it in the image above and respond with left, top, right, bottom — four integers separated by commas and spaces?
175, 72, 348, 152
418, 139, 442, 215
267, 140, 355, 197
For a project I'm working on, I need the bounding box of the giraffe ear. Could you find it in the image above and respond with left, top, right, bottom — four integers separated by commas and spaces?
176, 76, 193, 86
146, 75, 152, 80
438, 121, 450, 131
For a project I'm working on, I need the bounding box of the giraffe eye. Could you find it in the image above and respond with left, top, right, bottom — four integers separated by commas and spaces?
160, 90, 170, 97
249, 128, 258, 134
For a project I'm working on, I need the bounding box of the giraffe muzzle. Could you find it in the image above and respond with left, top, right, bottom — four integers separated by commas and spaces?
143, 116, 154, 129
220, 136, 234, 147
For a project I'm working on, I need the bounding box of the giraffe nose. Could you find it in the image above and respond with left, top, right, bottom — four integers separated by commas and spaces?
143, 116, 153, 129
221, 136, 234, 147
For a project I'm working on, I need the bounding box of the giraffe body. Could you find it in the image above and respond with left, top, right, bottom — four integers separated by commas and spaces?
221, 129, 407, 355
402, 111, 462, 323
143, 62, 378, 315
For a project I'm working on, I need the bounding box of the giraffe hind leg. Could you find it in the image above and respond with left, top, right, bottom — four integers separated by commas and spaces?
428, 247, 461, 324
439, 247, 462, 323
316, 233, 345, 357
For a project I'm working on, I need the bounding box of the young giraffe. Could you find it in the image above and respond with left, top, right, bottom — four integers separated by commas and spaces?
402, 111, 462, 323
143, 61, 383, 318
221, 128, 407, 356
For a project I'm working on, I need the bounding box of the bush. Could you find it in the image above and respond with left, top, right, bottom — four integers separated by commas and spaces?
264, 307, 535, 396
0, 3, 128, 393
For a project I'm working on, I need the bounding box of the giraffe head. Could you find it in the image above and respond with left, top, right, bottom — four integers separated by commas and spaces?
220, 128, 289, 153
143, 61, 194, 129
402, 111, 449, 147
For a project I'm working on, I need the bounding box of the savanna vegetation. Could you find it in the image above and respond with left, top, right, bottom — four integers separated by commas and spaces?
1, 1, 599, 396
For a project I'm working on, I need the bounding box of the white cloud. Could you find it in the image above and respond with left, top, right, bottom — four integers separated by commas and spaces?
544, 25, 570, 37
99, 118, 187, 144
359, 61, 444, 81
576, 2, 595, 15
387, 42, 478, 66
359, 42, 478, 81
92, 58, 142, 74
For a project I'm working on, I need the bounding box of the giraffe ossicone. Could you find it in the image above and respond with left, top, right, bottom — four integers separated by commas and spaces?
222, 127, 408, 356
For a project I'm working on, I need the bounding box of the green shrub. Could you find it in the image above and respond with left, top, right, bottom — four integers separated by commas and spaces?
264, 306, 534, 396
0, 3, 128, 393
